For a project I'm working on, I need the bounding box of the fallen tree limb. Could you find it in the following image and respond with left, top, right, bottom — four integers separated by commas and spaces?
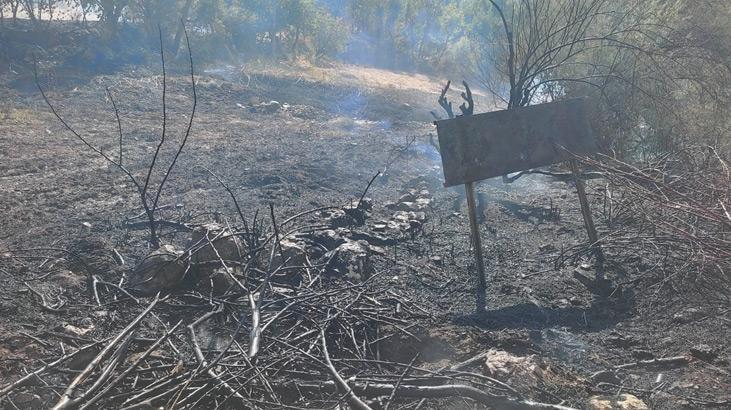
0, 342, 103, 398
79, 320, 184, 410
320, 327, 373, 410
283, 380, 577, 410
615, 355, 689, 370
52, 294, 161, 410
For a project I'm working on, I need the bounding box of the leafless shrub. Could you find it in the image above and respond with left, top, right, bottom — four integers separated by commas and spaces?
559, 146, 730, 303
35, 25, 197, 248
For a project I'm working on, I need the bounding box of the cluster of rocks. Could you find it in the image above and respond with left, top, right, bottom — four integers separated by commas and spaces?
128, 188, 434, 295
130, 223, 244, 296
479, 349, 647, 409
588, 394, 648, 410
374, 188, 432, 237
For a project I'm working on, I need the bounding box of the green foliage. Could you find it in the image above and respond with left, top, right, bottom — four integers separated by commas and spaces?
311, 8, 348, 59
3, 0, 728, 159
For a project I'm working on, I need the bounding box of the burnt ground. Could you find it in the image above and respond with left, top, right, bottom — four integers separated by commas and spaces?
0, 60, 728, 409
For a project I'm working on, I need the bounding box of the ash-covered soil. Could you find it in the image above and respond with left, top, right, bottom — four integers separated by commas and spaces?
0, 62, 728, 409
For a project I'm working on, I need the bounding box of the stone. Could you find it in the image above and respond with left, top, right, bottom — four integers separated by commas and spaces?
650, 391, 691, 409
189, 223, 243, 265
689, 344, 717, 362
355, 197, 373, 211
328, 209, 357, 228
13, 392, 42, 408
324, 240, 373, 281
310, 229, 345, 249
130, 245, 186, 295
342, 205, 368, 225
411, 211, 427, 222
249, 100, 281, 114
392, 211, 411, 223
631, 349, 654, 360
539, 243, 557, 252
605, 333, 638, 348
590, 370, 621, 385
350, 231, 396, 246
588, 394, 648, 410
271, 239, 307, 268
672, 308, 703, 324
415, 197, 432, 208
63, 323, 94, 336
208, 268, 238, 295
429, 256, 443, 266
483, 349, 543, 386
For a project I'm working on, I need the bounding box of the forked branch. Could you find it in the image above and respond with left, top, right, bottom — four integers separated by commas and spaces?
35, 23, 197, 248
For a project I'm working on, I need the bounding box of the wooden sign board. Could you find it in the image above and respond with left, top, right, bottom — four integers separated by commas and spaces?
435, 98, 597, 187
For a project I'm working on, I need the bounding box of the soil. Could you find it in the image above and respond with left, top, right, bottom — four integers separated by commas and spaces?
0, 59, 728, 409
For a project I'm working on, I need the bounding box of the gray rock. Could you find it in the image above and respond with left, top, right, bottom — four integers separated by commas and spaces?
588, 394, 648, 410
590, 370, 621, 385
310, 229, 345, 249
249, 100, 281, 114
130, 245, 186, 295
351, 231, 396, 246
189, 223, 243, 265
672, 307, 703, 324
689, 344, 717, 362
324, 240, 374, 281
632, 349, 655, 360
13, 392, 42, 409
271, 239, 307, 268
327, 209, 357, 228
203, 268, 238, 295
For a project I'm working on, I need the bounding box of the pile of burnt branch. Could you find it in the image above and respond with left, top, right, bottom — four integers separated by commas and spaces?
1, 207, 575, 409
558, 146, 730, 302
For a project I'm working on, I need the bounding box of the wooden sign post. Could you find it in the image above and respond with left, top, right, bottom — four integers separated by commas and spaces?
434, 98, 600, 313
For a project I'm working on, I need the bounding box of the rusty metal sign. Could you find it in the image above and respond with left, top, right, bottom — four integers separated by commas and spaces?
435, 98, 597, 187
